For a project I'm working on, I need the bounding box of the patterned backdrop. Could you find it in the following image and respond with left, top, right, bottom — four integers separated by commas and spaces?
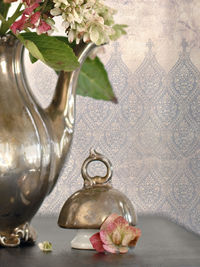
22, 0, 200, 234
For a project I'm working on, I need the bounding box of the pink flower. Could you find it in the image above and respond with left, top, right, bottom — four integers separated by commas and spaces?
90, 214, 141, 254
23, 3, 40, 15
10, 3, 39, 34
36, 20, 51, 34
10, 1, 51, 35
30, 11, 41, 25
10, 14, 27, 34
23, 0, 41, 7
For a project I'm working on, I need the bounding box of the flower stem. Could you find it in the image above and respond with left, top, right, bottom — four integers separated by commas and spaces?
0, 13, 6, 23
0, 3, 23, 36
24, 28, 31, 32
41, 0, 48, 14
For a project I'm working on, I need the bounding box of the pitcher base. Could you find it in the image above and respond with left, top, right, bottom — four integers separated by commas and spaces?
0, 223, 37, 247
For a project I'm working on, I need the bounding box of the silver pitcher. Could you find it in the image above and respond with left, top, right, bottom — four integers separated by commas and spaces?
0, 35, 95, 247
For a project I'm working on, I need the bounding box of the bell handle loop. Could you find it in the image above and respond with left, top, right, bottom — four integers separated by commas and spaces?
81, 149, 113, 187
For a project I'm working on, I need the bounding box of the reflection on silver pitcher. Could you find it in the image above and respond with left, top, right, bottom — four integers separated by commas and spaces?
0, 35, 95, 247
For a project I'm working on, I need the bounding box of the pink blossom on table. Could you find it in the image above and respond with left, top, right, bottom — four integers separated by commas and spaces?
89, 232, 105, 253
100, 213, 119, 231
90, 214, 141, 254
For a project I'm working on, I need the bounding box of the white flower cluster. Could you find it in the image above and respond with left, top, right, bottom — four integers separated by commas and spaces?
50, 0, 126, 45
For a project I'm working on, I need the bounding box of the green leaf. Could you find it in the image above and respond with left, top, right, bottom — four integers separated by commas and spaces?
0, 3, 22, 36
0, 13, 6, 23
27, 36, 76, 68
77, 56, 117, 103
54, 36, 76, 50
17, 34, 45, 61
29, 53, 38, 64
0, 0, 10, 19
20, 32, 79, 71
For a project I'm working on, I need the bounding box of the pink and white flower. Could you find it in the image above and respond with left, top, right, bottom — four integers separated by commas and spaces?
90, 214, 141, 254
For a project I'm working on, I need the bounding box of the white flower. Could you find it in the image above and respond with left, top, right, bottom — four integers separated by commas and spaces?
50, 8, 62, 16
90, 26, 99, 44
62, 20, 69, 29
68, 30, 75, 42
83, 32, 90, 42
50, 0, 126, 45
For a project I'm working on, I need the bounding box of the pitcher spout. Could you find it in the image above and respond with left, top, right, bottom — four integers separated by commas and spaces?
45, 41, 96, 193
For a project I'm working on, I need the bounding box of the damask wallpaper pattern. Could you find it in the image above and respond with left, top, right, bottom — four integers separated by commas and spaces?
23, 0, 200, 234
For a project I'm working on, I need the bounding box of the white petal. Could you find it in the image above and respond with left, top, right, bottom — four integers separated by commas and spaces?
83, 33, 90, 42
68, 30, 75, 42
62, 21, 69, 29
90, 27, 99, 44
76, 37, 80, 44
50, 8, 62, 16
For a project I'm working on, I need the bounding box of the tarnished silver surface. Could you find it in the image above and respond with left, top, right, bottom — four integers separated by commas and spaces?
58, 150, 137, 229
0, 35, 95, 246
81, 148, 113, 187
0, 222, 36, 247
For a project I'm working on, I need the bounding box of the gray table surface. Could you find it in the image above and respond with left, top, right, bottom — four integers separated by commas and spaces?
0, 215, 200, 267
